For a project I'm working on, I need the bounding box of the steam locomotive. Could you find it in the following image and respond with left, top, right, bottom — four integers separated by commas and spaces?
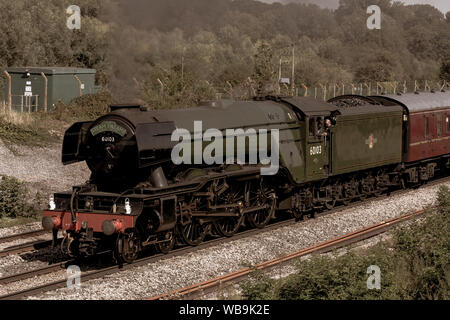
42, 92, 450, 263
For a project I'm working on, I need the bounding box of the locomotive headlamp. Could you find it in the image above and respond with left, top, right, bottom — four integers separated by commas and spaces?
125, 198, 132, 215
49, 196, 56, 211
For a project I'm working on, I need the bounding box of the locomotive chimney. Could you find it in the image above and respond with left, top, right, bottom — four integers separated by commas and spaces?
150, 167, 169, 188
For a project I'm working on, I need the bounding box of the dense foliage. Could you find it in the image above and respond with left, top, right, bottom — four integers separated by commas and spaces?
0, 0, 449, 108
240, 186, 450, 300
0, 175, 43, 218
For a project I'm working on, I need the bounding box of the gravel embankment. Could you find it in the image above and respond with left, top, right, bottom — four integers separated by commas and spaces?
0, 222, 42, 239
200, 232, 395, 300
0, 140, 90, 197
10, 180, 445, 300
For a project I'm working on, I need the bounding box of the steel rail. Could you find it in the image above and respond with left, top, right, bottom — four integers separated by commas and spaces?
0, 229, 46, 245
0, 240, 54, 258
0, 261, 69, 285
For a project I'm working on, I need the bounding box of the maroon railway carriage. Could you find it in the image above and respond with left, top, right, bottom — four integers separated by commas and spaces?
373, 91, 450, 182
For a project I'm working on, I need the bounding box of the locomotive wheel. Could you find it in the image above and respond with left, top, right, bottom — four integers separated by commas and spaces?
213, 182, 245, 237
178, 219, 209, 246
115, 232, 139, 264
246, 180, 276, 229
324, 198, 336, 210
214, 215, 244, 237
156, 231, 175, 254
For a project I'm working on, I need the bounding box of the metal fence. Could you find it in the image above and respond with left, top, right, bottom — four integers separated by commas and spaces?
11, 95, 39, 112
217, 79, 449, 101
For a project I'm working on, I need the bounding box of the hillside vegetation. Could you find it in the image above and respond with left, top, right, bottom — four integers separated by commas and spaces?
0, 0, 449, 109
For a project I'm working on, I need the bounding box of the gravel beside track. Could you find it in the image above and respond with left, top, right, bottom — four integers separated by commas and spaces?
0, 223, 43, 239
0, 141, 90, 199
15, 180, 448, 300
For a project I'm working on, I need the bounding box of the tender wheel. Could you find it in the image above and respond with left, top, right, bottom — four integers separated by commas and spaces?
341, 180, 356, 205
156, 231, 175, 254
246, 180, 276, 229
178, 218, 209, 246
323, 185, 336, 210
115, 231, 140, 264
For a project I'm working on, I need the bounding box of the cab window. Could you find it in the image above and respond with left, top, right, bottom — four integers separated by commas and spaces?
309, 118, 316, 137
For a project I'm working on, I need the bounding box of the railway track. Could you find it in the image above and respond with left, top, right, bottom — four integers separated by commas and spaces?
0, 240, 55, 258
0, 261, 69, 285
0, 176, 447, 300
149, 207, 430, 300
0, 229, 47, 245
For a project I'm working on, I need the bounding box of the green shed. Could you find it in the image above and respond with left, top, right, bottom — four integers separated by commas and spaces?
3, 67, 100, 112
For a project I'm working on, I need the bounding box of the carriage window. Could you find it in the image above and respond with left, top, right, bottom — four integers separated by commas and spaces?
437, 114, 442, 137
425, 117, 429, 138
447, 116, 450, 133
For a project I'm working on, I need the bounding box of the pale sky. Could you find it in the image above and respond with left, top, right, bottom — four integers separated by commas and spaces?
260, 0, 450, 13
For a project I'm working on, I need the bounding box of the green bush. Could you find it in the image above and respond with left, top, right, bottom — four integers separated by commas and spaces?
0, 176, 42, 219
241, 186, 450, 300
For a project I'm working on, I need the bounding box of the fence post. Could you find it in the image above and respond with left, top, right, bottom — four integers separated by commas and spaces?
226, 81, 233, 99
3, 71, 12, 111
363, 83, 370, 96
73, 75, 82, 97
319, 83, 326, 101
302, 84, 308, 97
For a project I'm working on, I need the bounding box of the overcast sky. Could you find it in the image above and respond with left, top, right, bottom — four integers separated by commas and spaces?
259, 0, 450, 13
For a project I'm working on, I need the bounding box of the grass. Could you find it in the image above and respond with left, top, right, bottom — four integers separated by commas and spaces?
0, 105, 60, 152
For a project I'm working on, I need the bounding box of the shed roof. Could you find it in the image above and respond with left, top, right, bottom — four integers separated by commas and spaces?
373, 91, 450, 113
6, 67, 96, 75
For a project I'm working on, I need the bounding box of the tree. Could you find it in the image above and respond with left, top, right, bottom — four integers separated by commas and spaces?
440, 58, 450, 82
253, 41, 276, 95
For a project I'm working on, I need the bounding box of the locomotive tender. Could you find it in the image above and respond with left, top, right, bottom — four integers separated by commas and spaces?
42, 92, 450, 263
